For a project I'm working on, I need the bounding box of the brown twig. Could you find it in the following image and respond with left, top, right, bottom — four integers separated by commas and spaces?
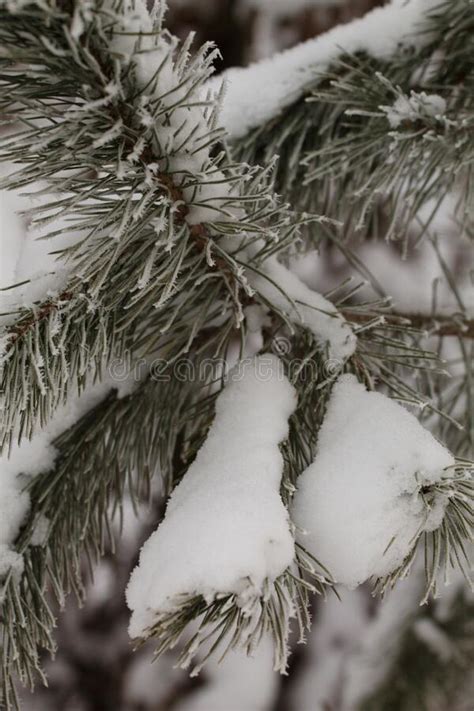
6, 291, 74, 350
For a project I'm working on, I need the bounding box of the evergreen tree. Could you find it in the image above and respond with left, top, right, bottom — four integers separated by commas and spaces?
0, 1, 472, 708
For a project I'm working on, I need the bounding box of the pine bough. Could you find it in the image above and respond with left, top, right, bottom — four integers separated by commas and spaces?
0, 1, 472, 708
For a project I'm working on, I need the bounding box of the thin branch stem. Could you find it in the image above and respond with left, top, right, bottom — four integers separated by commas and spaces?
344, 311, 474, 339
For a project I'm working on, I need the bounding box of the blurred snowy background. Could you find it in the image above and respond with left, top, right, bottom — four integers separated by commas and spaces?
5, 0, 471, 709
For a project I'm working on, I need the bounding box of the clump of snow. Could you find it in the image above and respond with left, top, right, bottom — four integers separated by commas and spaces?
0, 470, 30, 556
248, 254, 356, 361
292, 374, 455, 588
382, 91, 447, 128
0, 544, 24, 597
213, 0, 437, 139
127, 354, 297, 638
103, 0, 154, 61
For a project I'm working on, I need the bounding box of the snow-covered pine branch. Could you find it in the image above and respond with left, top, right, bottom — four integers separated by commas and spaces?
293, 375, 473, 595
0, 379, 118, 590
0, 0, 355, 450
0, 0, 472, 707
0, 2, 356, 698
212, 0, 436, 140
217, 0, 474, 243
127, 355, 300, 672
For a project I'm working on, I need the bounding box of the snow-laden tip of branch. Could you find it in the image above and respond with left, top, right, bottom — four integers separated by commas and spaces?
211, 0, 436, 139
292, 374, 455, 589
126, 354, 297, 639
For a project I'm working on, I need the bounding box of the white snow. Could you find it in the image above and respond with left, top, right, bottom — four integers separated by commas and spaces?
0, 544, 24, 588
248, 254, 356, 361
382, 91, 447, 128
0, 178, 81, 323
292, 374, 455, 588
127, 354, 297, 638
0, 377, 122, 578
212, 0, 438, 139
103, 0, 154, 61
106, 0, 232, 226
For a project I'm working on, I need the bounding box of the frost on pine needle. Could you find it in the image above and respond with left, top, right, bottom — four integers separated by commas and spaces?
0, 0, 471, 705
292, 375, 473, 595
0, 166, 87, 323
0, 0, 352, 449
105, 0, 232, 226
382, 90, 447, 129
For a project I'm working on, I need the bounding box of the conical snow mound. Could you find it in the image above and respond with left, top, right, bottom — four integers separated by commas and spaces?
127, 354, 297, 638
292, 374, 455, 588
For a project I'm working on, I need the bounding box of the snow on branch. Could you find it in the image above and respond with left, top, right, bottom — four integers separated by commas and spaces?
247, 253, 356, 361
212, 0, 436, 139
0, 379, 116, 592
127, 355, 297, 658
292, 374, 472, 593
105, 0, 235, 226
